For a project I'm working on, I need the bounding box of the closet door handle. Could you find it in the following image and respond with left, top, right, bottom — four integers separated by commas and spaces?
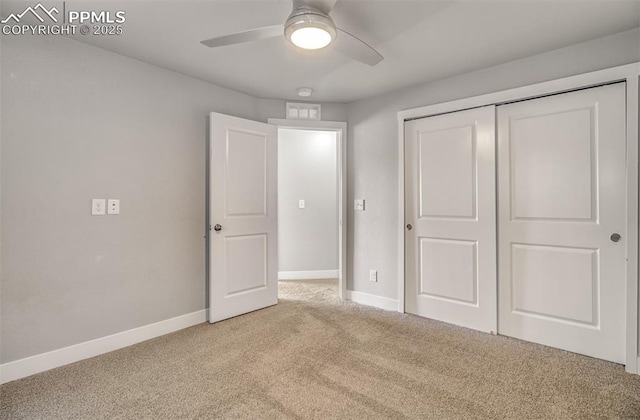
406, 224, 413, 231
214, 224, 222, 232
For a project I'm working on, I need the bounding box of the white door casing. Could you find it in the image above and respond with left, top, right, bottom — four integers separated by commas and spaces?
405, 106, 497, 333
209, 113, 278, 323
497, 83, 626, 363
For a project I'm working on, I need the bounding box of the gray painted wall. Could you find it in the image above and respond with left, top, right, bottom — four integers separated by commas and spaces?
0, 35, 261, 363
345, 28, 640, 300
2, 26, 639, 365
0, 35, 349, 364
278, 129, 338, 272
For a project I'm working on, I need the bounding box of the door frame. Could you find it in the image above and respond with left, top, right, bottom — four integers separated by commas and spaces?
397, 62, 640, 374
268, 118, 348, 300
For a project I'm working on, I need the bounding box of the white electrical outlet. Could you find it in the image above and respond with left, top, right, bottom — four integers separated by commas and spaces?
355, 199, 365, 211
299, 199, 305, 209
369, 269, 377, 282
92, 199, 106, 216
107, 199, 120, 215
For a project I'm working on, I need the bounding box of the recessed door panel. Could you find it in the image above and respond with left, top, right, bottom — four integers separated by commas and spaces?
225, 234, 267, 296
511, 244, 598, 325
419, 238, 477, 304
405, 106, 496, 333
225, 129, 267, 217
419, 125, 476, 218
511, 108, 595, 221
498, 83, 626, 363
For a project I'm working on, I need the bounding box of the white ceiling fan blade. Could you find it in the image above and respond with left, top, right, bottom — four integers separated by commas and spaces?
201, 25, 284, 48
333, 28, 384, 66
293, 0, 338, 14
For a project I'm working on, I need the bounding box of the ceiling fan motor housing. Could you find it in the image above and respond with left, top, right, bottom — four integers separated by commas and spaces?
284, 6, 337, 48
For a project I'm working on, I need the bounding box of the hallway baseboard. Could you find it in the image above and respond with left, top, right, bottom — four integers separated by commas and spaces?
345, 290, 398, 312
278, 270, 339, 280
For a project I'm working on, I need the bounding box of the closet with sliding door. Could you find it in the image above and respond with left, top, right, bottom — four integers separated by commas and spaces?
402, 71, 638, 369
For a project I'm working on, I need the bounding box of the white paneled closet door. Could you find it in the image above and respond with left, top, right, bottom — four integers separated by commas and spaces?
497, 83, 626, 363
405, 106, 497, 333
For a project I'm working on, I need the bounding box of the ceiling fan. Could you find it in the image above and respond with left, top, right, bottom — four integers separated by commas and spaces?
200, 0, 384, 66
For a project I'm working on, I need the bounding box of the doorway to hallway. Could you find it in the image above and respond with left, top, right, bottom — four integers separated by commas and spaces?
272, 122, 346, 301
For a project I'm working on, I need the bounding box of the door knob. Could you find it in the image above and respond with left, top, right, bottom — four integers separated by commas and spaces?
610, 233, 621, 242
214, 224, 222, 232
406, 224, 413, 231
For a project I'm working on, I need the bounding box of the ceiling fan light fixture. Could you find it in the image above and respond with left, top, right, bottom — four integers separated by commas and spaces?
285, 8, 337, 50
200, 2, 384, 66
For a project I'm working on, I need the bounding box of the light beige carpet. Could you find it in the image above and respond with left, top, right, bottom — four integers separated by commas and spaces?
2, 279, 640, 419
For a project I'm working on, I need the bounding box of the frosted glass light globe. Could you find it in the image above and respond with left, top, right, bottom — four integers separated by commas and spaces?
290, 27, 332, 50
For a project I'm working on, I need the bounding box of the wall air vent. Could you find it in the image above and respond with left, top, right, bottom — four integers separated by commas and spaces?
286, 102, 321, 120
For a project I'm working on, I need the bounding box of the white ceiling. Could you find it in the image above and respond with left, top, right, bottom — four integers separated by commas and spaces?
3, 0, 640, 102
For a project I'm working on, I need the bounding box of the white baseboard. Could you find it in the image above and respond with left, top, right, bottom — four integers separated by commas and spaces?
278, 270, 339, 280
624, 358, 639, 375
0, 310, 206, 384
345, 290, 398, 312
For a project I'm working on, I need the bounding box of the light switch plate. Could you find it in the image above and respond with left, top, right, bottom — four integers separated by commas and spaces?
92, 199, 106, 215
369, 270, 377, 282
355, 199, 365, 211
107, 199, 120, 215
299, 199, 305, 209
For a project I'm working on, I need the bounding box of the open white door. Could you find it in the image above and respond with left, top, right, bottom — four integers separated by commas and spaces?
405, 106, 496, 333
209, 112, 278, 323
